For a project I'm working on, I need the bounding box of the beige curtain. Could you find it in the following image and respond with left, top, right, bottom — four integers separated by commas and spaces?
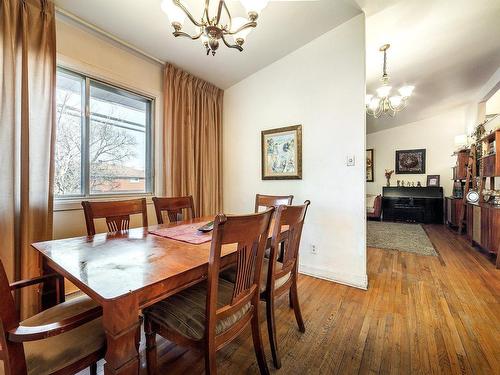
163, 63, 223, 216
0, 0, 56, 318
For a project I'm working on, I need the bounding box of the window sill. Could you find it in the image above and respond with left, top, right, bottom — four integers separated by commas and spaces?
54, 194, 154, 212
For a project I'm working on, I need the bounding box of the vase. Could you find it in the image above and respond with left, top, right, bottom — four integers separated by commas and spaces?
386, 177, 391, 187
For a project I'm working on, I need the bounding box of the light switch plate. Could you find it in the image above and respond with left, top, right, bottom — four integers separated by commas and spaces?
347, 155, 355, 166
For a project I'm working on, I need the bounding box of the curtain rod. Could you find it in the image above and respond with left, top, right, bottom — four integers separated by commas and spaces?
55, 6, 165, 66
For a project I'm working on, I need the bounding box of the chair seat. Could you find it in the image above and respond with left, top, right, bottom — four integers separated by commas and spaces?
144, 278, 250, 341
220, 259, 291, 293
0, 295, 105, 375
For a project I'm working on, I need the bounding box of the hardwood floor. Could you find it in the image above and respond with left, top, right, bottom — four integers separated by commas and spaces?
80, 225, 500, 374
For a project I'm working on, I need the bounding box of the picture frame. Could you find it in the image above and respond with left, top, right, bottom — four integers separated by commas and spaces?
395, 148, 426, 174
427, 174, 440, 187
261, 125, 302, 180
366, 149, 374, 182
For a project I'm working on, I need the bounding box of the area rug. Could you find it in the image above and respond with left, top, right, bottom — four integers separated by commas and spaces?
367, 221, 438, 256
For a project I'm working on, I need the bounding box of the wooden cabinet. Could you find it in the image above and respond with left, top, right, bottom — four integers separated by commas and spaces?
466, 203, 500, 268
453, 150, 469, 180
445, 197, 464, 228
479, 129, 500, 177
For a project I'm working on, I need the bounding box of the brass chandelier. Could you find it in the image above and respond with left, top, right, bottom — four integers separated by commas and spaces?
161, 0, 269, 56
366, 44, 414, 118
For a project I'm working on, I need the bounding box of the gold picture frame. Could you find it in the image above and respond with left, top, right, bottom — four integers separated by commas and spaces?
261, 125, 302, 180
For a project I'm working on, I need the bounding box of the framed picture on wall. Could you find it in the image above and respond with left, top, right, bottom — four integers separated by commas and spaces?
427, 175, 440, 187
395, 148, 426, 174
366, 149, 374, 182
261, 125, 302, 180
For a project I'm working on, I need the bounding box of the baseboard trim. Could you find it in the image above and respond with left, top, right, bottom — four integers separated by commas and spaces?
298, 264, 368, 290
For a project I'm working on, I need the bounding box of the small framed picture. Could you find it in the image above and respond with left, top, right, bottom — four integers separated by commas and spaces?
427, 175, 440, 187
366, 149, 374, 182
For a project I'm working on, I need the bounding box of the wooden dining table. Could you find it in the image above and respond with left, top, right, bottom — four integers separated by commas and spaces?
32, 216, 285, 375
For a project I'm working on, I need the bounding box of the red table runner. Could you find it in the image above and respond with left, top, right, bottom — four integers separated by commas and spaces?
149, 221, 212, 244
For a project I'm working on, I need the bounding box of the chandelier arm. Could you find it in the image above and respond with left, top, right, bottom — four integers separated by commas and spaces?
173, 0, 203, 27
215, 0, 225, 26
203, 0, 210, 24
226, 21, 257, 35
223, 1, 232, 31
173, 30, 203, 40
221, 34, 243, 51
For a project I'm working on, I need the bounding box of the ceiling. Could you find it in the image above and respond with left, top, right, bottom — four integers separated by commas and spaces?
364, 0, 500, 133
53, 0, 362, 89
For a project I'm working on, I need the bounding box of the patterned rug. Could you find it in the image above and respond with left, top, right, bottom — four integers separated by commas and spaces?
367, 221, 438, 256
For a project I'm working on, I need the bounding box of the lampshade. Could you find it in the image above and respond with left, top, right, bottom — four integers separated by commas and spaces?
231, 17, 252, 41
398, 85, 414, 97
369, 97, 380, 110
365, 94, 373, 105
240, 0, 269, 15
376, 85, 392, 98
389, 96, 402, 107
161, 0, 186, 26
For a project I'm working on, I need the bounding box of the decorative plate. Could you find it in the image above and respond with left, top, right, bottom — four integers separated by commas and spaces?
466, 190, 479, 204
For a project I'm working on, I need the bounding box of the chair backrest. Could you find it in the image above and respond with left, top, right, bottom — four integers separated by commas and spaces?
152, 196, 195, 224
81, 198, 148, 236
0, 260, 26, 374
254, 194, 294, 213
268, 201, 311, 282
205, 208, 274, 343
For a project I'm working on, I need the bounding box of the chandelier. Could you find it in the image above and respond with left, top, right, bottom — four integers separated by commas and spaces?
161, 0, 269, 56
366, 44, 414, 118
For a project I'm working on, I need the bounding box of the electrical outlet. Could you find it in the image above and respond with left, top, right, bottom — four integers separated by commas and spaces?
311, 245, 318, 255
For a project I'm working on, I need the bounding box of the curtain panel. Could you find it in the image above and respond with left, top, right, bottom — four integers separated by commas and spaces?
0, 0, 56, 318
163, 63, 223, 217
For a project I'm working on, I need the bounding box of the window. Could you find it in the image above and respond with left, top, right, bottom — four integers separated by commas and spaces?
55, 68, 153, 198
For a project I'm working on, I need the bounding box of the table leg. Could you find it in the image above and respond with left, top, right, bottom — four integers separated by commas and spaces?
40, 257, 65, 310
103, 295, 141, 375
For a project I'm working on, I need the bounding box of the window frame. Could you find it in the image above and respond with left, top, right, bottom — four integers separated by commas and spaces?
55, 66, 155, 201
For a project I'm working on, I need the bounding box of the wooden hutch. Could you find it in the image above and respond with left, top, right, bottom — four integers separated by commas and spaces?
445, 149, 469, 228
465, 129, 500, 268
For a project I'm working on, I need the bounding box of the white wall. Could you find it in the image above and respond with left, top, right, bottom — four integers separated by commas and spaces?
366, 105, 470, 197
54, 18, 164, 240
223, 15, 367, 289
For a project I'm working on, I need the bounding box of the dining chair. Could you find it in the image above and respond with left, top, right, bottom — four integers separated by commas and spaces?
254, 194, 294, 212
0, 260, 105, 375
260, 201, 310, 369
152, 195, 196, 224
81, 198, 148, 236
143, 208, 275, 375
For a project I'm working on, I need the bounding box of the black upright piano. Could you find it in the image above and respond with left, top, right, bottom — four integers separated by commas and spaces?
382, 187, 444, 224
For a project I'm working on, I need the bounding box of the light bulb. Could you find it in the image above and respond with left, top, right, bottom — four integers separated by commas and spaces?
365, 94, 373, 105
376, 85, 392, 98
398, 85, 414, 97
161, 0, 186, 27
231, 17, 252, 42
369, 97, 380, 110
240, 0, 269, 17
389, 96, 402, 107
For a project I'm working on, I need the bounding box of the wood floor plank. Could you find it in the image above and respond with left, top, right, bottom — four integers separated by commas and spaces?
77, 225, 499, 375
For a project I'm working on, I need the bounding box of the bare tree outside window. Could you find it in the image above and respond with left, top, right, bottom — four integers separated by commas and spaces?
54, 69, 152, 197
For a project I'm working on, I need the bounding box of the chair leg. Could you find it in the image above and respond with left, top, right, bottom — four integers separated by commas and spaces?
290, 279, 305, 333
265, 295, 281, 369
144, 317, 157, 375
204, 344, 217, 375
289, 289, 294, 308
251, 310, 270, 375
136, 315, 143, 352
90, 363, 97, 375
